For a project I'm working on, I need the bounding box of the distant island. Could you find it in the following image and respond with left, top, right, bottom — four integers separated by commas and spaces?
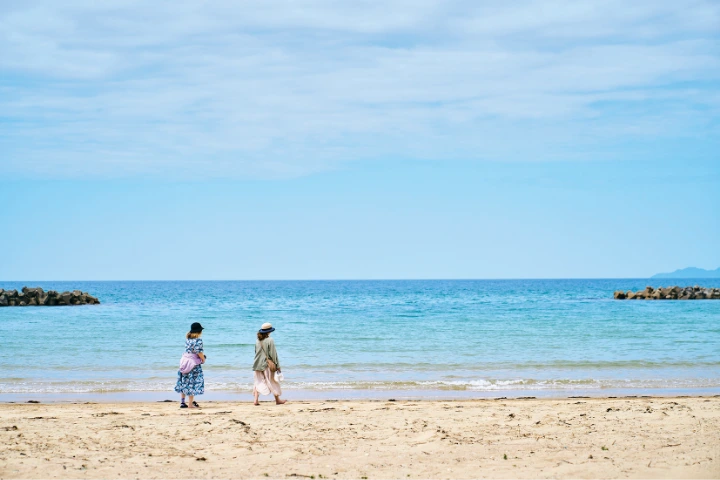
652, 267, 720, 279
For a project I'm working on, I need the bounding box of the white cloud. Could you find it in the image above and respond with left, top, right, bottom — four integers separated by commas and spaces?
0, 0, 718, 178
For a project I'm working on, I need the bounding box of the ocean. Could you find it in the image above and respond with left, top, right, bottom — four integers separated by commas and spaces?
2, 280, 719, 401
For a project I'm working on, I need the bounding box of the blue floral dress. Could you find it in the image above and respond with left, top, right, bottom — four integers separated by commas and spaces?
174, 338, 205, 396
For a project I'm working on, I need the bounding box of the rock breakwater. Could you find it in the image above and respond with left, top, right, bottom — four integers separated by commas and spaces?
0, 287, 100, 306
614, 286, 720, 300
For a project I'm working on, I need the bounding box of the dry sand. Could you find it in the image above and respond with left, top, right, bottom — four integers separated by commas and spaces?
1, 397, 718, 479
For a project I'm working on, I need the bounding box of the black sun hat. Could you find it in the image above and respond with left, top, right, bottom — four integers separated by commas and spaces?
190, 322, 204, 333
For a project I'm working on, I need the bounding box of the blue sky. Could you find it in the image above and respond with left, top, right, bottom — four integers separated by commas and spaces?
1, 1, 718, 280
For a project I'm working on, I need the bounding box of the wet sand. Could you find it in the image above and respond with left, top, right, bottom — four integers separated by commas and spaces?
1, 397, 718, 479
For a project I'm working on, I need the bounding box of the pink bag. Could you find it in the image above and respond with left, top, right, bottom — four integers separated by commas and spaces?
179, 352, 201, 374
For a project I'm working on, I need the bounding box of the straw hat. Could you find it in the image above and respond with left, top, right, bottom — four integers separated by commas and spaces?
258, 322, 275, 333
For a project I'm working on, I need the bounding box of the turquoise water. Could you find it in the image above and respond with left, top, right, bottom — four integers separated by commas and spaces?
2, 280, 719, 399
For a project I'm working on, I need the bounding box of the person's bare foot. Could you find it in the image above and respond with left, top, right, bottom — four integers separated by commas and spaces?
254, 402, 260, 406
276, 399, 287, 405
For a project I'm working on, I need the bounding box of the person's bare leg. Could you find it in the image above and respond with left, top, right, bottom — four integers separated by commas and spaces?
188, 395, 196, 408
275, 395, 286, 405
253, 387, 260, 406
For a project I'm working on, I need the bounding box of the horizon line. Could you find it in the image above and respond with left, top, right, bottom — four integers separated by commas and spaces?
2, 277, 717, 282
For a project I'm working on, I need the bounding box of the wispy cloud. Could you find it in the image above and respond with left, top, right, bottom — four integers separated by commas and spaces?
1, 0, 718, 178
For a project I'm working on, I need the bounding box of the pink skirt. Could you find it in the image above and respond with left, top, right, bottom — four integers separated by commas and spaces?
253, 369, 282, 397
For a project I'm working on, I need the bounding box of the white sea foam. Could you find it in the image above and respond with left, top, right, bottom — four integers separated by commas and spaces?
3, 377, 720, 394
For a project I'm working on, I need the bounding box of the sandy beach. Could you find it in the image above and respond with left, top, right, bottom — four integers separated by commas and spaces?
1, 396, 718, 479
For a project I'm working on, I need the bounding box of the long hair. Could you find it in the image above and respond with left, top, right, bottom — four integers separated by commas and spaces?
186, 331, 202, 340
257, 332, 270, 341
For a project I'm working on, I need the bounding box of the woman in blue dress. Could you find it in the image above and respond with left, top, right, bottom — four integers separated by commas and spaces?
175, 322, 206, 408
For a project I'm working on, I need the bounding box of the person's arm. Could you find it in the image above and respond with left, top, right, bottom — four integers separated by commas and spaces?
196, 339, 206, 364
268, 339, 280, 371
